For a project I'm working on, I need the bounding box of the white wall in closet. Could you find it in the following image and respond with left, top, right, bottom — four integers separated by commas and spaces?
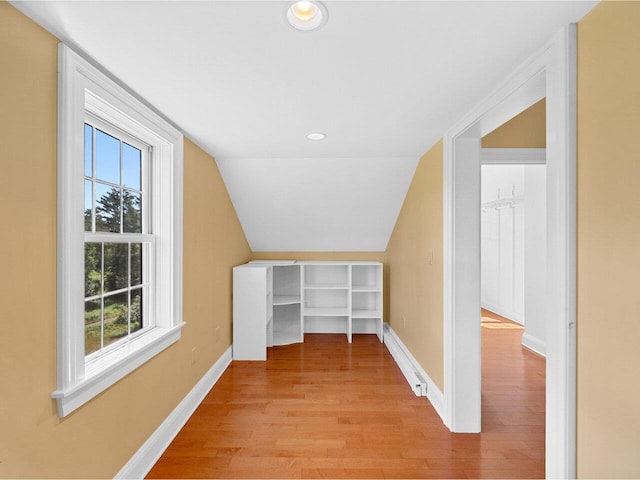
481, 164, 546, 355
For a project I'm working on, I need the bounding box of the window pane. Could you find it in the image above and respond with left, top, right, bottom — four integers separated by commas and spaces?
123, 143, 141, 190
131, 243, 142, 286
95, 129, 120, 185
84, 124, 93, 178
84, 125, 149, 357
123, 190, 142, 233
84, 243, 102, 298
103, 292, 129, 347
85, 299, 102, 355
131, 288, 143, 333
84, 179, 93, 232
103, 243, 128, 293
95, 183, 121, 233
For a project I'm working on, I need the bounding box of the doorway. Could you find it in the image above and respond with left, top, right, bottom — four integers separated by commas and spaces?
443, 26, 577, 478
480, 99, 548, 354
479, 108, 548, 472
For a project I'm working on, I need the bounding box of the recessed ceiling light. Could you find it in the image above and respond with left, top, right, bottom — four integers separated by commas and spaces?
306, 132, 326, 141
285, 1, 328, 32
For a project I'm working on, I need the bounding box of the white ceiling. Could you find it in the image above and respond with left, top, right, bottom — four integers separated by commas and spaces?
12, 0, 597, 251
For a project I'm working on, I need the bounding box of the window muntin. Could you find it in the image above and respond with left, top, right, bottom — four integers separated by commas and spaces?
83, 119, 152, 359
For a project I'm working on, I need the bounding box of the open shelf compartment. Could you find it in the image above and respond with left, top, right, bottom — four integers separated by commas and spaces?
351, 264, 382, 291
351, 291, 381, 318
273, 303, 302, 345
304, 264, 349, 289
273, 264, 301, 305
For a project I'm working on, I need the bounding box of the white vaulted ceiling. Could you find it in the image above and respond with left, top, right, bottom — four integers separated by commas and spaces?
11, 0, 597, 251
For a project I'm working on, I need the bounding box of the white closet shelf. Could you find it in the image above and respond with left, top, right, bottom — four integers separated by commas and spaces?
303, 307, 349, 316
272, 326, 300, 346
273, 295, 301, 305
352, 285, 381, 292
351, 309, 381, 318
304, 283, 349, 290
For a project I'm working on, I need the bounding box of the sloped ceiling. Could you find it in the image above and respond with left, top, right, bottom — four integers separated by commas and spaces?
11, 1, 597, 251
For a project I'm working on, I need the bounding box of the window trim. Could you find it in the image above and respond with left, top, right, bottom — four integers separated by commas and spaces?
53, 44, 184, 417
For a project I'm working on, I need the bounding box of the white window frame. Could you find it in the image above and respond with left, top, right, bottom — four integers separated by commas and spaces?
53, 44, 184, 417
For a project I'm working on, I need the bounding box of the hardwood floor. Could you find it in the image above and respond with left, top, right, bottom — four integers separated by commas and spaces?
148, 318, 545, 479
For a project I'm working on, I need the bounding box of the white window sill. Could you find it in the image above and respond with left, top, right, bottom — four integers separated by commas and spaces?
52, 323, 185, 417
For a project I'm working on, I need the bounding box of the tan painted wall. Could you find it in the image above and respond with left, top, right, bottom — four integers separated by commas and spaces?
386, 141, 444, 391
0, 4, 251, 477
251, 251, 389, 323
576, 2, 640, 477
482, 98, 546, 148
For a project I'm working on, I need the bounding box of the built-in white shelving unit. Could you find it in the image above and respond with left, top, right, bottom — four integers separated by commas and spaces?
233, 261, 383, 359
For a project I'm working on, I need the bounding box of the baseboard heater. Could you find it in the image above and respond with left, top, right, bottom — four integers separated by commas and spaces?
383, 324, 427, 397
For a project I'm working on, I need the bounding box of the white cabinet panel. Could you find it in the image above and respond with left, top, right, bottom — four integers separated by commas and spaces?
232, 264, 272, 360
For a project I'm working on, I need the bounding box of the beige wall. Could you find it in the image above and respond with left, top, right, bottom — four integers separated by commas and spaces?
386, 141, 444, 391
482, 98, 547, 148
577, 2, 640, 477
0, 3, 251, 477
482, 98, 546, 148
183, 136, 252, 375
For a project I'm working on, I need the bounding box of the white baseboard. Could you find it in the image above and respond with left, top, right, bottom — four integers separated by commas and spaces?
114, 346, 233, 479
481, 302, 523, 325
521, 332, 546, 357
382, 323, 446, 424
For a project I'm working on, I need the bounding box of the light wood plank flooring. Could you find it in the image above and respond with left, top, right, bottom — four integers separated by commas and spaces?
148, 316, 545, 479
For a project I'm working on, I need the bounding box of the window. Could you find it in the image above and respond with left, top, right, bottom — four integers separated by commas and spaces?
84, 119, 150, 357
53, 45, 184, 417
